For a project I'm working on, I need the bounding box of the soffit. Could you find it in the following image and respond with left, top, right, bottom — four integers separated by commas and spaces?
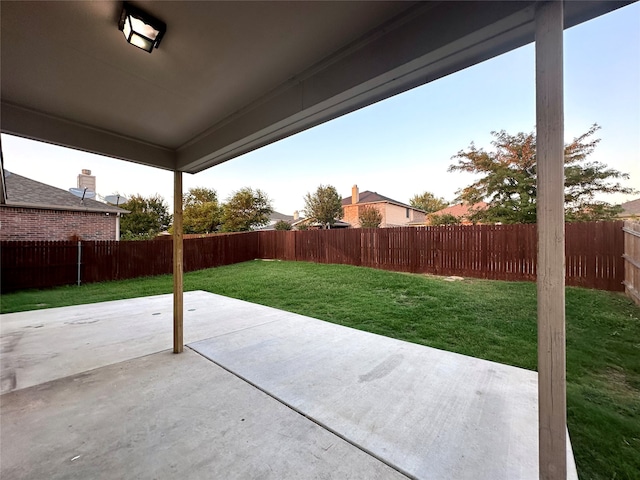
0, 1, 633, 173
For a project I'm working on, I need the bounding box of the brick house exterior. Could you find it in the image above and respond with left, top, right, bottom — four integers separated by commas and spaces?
342, 185, 426, 228
0, 170, 127, 241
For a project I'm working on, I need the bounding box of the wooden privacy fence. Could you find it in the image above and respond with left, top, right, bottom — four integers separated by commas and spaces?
259, 221, 624, 291
1, 233, 259, 292
1, 241, 81, 292
1, 221, 625, 292
623, 221, 640, 305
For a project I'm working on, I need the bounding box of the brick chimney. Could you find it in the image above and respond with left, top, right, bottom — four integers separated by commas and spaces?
77, 169, 96, 192
352, 185, 359, 204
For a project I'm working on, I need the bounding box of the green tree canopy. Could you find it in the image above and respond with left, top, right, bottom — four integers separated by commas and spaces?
119, 194, 172, 240
303, 185, 343, 228
183, 187, 222, 234
429, 213, 461, 226
448, 124, 636, 224
409, 192, 448, 214
359, 206, 382, 228
274, 220, 292, 231
220, 187, 273, 232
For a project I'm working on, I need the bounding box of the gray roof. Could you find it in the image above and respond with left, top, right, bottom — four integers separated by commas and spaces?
620, 198, 640, 217
292, 217, 351, 228
270, 211, 294, 223
341, 190, 424, 211
254, 212, 296, 231
2, 171, 127, 214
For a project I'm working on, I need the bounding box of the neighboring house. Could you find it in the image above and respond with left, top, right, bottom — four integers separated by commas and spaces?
426, 202, 488, 225
618, 198, 640, 220
256, 211, 296, 231
0, 170, 127, 241
342, 185, 426, 228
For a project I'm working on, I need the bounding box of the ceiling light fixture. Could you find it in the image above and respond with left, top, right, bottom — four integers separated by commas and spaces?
118, 2, 166, 53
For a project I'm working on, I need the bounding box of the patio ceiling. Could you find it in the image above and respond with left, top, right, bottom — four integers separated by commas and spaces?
0, 1, 631, 174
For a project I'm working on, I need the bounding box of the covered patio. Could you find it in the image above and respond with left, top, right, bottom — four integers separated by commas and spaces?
1, 1, 635, 478
1, 291, 577, 479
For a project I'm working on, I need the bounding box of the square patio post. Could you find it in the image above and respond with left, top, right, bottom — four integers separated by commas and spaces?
173, 170, 184, 353
535, 1, 566, 479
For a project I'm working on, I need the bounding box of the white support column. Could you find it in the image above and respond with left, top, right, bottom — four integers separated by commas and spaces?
535, 2, 566, 479
173, 170, 184, 353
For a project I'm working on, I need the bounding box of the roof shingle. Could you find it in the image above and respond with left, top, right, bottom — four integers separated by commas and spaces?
2, 171, 127, 213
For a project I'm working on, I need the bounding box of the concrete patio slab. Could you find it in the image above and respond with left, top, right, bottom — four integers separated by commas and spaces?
1, 291, 578, 479
1, 348, 407, 480
190, 310, 578, 480
0, 291, 282, 393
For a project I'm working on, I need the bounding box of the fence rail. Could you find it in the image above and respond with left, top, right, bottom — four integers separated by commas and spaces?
623, 221, 640, 305
1, 221, 625, 293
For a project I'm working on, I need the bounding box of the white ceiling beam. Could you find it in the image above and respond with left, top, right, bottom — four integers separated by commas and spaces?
1, 102, 176, 170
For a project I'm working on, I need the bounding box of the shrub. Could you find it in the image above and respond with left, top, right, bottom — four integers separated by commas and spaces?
274, 220, 292, 231
430, 213, 461, 226
359, 206, 382, 228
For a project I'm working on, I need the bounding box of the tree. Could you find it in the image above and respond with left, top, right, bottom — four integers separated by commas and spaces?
119, 194, 172, 240
410, 192, 448, 214
359, 206, 382, 228
183, 187, 222, 234
274, 220, 292, 231
448, 124, 636, 224
220, 187, 273, 232
303, 185, 343, 228
429, 213, 461, 226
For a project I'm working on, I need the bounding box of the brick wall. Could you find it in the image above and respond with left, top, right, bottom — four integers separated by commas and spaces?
343, 203, 426, 228
342, 204, 360, 227
0, 207, 117, 241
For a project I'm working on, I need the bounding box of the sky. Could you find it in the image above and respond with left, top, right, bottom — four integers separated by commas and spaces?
2, 3, 639, 215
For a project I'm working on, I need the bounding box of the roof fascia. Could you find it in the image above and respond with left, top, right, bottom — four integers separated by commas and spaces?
1, 202, 128, 214
1, 102, 176, 171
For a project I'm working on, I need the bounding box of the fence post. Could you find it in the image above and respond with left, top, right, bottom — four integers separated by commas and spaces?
623, 221, 640, 306
481, 225, 488, 278
435, 228, 442, 275
77, 241, 82, 286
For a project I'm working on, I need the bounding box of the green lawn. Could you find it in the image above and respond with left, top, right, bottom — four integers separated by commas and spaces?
2, 260, 639, 479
